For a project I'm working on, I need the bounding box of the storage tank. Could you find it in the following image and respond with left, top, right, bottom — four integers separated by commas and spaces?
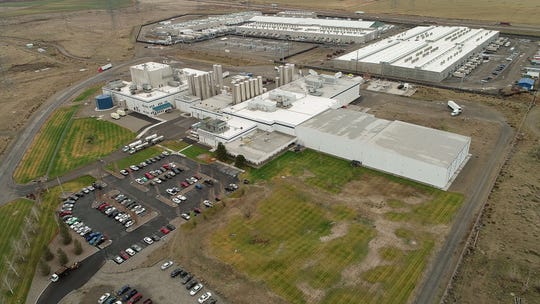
95, 95, 113, 110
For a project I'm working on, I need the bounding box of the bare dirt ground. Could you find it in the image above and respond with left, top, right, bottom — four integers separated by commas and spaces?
448, 103, 540, 304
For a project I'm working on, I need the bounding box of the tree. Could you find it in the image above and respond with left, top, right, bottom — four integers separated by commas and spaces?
39, 259, 50, 276
43, 246, 54, 261
73, 240, 83, 255
57, 248, 68, 265
234, 154, 246, 168
59, 222, 72, 245
216, 142, 228, 161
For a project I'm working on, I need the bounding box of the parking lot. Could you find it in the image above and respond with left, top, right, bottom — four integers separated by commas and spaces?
61, 151, 239, 268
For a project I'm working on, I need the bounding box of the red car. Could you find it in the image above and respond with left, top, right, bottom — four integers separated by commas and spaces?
145, 172, 153, 179
193, 208, 202, 214
160, 227, 170, 235
180, 181, 189, 188
119, 250, 130, 260
59, 211, 72, 217
162, 164, 170, 170
127, 293, 143, 304
98, 203, 110, 211
142, 299, 153, 304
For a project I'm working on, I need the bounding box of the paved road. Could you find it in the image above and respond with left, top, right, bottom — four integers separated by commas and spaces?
0, 57, 158, 205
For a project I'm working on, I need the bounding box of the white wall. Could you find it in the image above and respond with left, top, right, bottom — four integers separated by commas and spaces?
296, 125, 454, 188
332, 84, 360, 106
106, 90, 178, 116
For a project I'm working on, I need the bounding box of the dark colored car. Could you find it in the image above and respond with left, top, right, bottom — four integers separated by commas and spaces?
181, 273, 193, 284
122, 289, 138, 302
166, 224, 176, 231
186, 280, 198, 290
116, 285, 130, 296
170, 268, 182, 278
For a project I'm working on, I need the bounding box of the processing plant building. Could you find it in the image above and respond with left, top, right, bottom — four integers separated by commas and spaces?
296, 109, 470, 189
236, 15, 392, 44
334, 26, 499, 82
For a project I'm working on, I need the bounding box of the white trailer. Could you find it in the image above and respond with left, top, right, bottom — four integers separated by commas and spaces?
134, 142, 149, 151
98, 63, 112, 72
144, 134, 158, 142
151, 135, 165, 144
110, 113, 120, 120
117, 109, 126, 116
128, 140, 143, 149
447, 100, 463, 116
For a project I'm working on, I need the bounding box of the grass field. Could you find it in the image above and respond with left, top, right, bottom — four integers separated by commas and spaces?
0, 0, 132, 17
48, 117, 134, 177
2, 176, 95, 304
211, 183, 376, 304
181, 145, 214, 163
13, 106, 77, 184
105, 146, 163, 172
160, 140, 190, 152
0, 199, 35, 285
73, 85, 101, 103
210, 149, 463, 303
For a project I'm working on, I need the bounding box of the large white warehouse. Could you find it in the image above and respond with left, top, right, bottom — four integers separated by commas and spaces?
333, 26, 499, 82
296, 109, 471, 189
236, 15, 392, 44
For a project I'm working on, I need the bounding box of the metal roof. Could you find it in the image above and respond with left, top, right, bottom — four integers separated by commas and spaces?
248, 16, 376, 29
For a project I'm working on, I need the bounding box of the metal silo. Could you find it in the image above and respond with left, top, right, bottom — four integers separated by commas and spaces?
95, 94, 114, 110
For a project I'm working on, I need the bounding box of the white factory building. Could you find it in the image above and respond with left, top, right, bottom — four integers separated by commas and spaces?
102, 62, 225, 117
236, 15, 392, 44
333, 26, 499, 82
296, 109, 471, 189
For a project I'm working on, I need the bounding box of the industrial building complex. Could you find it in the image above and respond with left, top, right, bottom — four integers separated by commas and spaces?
99, 59, 470, 189
334, 25, 499, 82
236, 15, 392, 44
140, 11, 392, 45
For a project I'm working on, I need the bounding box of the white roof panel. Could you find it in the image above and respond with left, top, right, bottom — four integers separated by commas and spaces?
249, 16, 375, 29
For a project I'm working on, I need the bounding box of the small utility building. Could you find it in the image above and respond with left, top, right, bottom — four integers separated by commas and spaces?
518, 78, 535, 90
296, 109, 471, 189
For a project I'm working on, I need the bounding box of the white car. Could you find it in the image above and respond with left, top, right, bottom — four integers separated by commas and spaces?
125, 220, 134, 228
98, 293, 110, 304
129, 165, 140, 171
166, 188, 177, 195
153, 177, 162, 184
135, 178, 144, 185
172, 197, 181, 204
143, 237, 153, 245
203, 200, 213, 208
125, 248, 136, 256
177, 195, 187, 201
181, 213, 190, 220
160, 260, 173, 270
134, 208, 145, 215
198, 292, 212, 303
113, 256, 124, 264
189, 283, 203, 296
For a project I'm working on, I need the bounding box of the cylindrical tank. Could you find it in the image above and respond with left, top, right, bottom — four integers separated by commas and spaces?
95, 94, 113, 110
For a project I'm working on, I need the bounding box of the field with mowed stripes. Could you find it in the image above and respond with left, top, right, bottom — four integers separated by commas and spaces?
14, 106, 134, 183
209, 149, 463, 303
0, 199, 34, 278
49, 118, 134, 177
14, 106, 77, 184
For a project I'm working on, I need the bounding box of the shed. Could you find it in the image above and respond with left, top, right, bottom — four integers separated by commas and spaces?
518, 78, 535, 90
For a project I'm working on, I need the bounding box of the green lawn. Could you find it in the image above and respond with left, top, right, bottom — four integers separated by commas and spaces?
73, 85, 101, 103
211, 183, 376, 304
3, 176, 95, 304
0, 199, 35, 281
48, 117, 134, 177
160, 140, 190, 152
105, 146, 163, 172
14, 106, 77, 184
0, 0, 132, 17
181, 145, 214, 163
211, 149, 464, 304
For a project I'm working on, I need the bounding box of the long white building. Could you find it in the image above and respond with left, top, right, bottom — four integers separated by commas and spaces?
236, 15, 392, 44
296, 109, 470, 189
334, 26, 499, 82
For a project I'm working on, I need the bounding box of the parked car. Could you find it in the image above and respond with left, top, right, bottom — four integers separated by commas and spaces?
125, 248, 136, 256
160, 260, 173, 270
189, 283, 203, 296
181, 213, 190, 220
127, 293, 142, 304
98, 293, 111, 304
143, 237, 153, 245
170, 268, 182, 278
198, 292, 212, 303
113, 256, 124, 264
160, 227, 170, 235
116, 285, 130, 296
120, 169, 129, 176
